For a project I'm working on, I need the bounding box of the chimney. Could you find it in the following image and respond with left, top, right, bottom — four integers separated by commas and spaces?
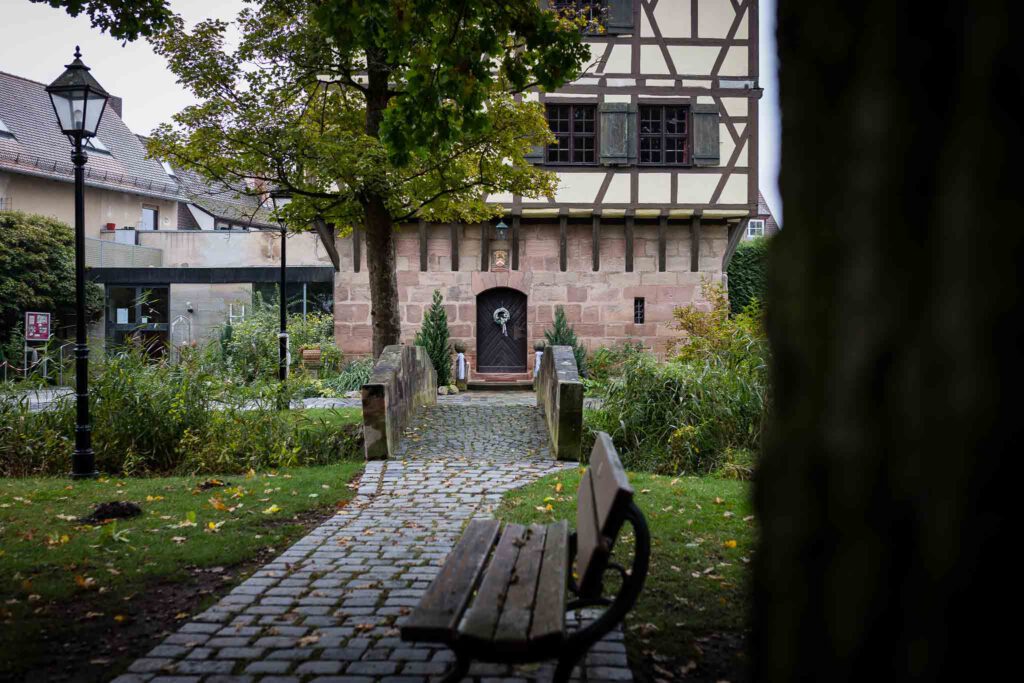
107, 95, 123, 118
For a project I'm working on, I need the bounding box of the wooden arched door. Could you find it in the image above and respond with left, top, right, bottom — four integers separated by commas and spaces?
476, 287, 528, 373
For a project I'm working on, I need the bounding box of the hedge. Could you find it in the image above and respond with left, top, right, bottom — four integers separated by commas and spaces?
727, 237, 770, 313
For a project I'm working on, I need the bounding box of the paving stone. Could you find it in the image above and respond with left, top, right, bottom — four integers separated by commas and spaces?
122, 397, 630, 682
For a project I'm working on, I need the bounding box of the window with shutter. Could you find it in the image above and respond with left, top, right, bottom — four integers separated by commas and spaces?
639, 105, 689, 165
546, 104, 597, 165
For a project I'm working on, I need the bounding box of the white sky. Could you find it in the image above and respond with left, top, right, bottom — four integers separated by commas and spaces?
0, 0, 781, 222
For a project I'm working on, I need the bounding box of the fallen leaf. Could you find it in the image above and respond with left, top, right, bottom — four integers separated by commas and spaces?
723, 539, 738, 549
262, 505, 281, 515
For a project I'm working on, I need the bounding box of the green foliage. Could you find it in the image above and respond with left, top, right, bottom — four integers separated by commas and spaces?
585, 284, 769, 476
318, 358, 375, 395
544, 306, 587, 376
0, 350, 362, 477
30, 0, 173, 40
0, 211, 102, 351
726, 236, 770, 314
415, 290, 452, 386
206, 301, 340, 383
584, 340, 647, 391
147, 0, 588, 231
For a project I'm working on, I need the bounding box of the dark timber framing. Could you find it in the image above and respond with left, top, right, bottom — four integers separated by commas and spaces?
352, 227, 361, 273
511, 216, 521, 270
509, 0, 761, 222
625, 215, 634, 273
690, 214, 702, 272
592, 216, 601, 272
481, 222, 491, 272
451, 223, 460, 272
418, 219, 428, 272
559, 215, 568, 272
658, 215, 667, 272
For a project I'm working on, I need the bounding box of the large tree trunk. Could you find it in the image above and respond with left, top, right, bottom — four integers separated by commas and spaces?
753, 2, 1019, 680
362, 50, 401, 358
364, 194, 402, 359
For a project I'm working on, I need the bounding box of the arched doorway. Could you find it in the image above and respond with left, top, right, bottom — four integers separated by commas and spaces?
476, 287, 528, 373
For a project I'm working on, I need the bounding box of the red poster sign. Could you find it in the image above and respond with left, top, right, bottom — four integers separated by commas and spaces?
25, 312, 51, 342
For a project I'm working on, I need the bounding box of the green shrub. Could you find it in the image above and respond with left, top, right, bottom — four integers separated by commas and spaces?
584, 282, 769, 476
0, 350, 361, 477
415, 289, 452, 386
0, 211, 103, 351
320, 359, 374, 395
584, 340, 648, 391
545, 306, 587, 376
206, 301, 340, 382
726, 236, 770, 314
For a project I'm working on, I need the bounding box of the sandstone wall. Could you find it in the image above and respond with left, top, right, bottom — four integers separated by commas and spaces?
334, 220, 727, 376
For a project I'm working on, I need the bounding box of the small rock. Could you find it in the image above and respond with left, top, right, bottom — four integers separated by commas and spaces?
438, 386, 449, 395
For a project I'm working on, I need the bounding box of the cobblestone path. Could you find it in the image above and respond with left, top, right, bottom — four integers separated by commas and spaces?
115, 395, 632, 683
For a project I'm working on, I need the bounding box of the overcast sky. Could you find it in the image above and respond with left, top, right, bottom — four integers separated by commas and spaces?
0, 0, 781, 222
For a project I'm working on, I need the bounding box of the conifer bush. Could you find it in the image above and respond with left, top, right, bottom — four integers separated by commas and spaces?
544, 306, 587, 376
415, 290, 452, 386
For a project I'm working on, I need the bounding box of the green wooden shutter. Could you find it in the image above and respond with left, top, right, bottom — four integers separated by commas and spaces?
600, 102, 637, 166
606, 0, 634, 34
691, 103, 721, 167
525, 143, 546, 164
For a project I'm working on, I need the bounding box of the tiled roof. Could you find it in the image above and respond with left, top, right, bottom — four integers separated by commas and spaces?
0, 70, 182, 201
170, 161, 277, 229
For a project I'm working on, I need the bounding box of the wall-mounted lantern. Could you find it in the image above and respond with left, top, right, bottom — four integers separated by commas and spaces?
494, 219, 509, 241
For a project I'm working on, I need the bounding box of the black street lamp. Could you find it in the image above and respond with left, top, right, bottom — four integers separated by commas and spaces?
269, 191, 291, 390
46, 47, 109, 479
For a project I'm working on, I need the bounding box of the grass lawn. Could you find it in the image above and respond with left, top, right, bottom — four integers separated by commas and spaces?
0, 460, 364, 681
497, 469, 754, 681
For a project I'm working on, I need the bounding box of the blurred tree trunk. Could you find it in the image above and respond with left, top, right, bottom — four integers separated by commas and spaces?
754, 2, 1021, 680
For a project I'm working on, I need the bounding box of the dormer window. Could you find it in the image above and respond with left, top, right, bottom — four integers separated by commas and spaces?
0, 118, 14, 139
84, 137, 112, 155
161, 160, 176, 178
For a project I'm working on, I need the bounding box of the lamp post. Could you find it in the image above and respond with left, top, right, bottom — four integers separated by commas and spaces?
46, 47, 109, 479
270, 191, 291, 390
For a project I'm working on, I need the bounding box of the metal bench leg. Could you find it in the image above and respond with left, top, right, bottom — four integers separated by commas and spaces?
554, 649, 585, 683
442, 651, 470, 683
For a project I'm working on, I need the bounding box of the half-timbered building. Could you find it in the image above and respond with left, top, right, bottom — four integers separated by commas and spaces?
333, 0, 760, 380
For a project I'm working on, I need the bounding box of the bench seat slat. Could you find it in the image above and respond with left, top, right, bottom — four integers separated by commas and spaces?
399, 519, 500, 643
493, 523, 548, 651
529, 519, 569, 648
575, 468, 606, 598
458, 523, 526, 648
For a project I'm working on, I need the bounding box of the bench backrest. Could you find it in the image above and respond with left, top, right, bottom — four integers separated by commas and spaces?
575, 431, 634, 598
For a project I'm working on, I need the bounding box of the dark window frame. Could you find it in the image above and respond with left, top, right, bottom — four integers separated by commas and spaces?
638, 104, 691, 166
545, 103, 599, 166
634, 297, 645, 324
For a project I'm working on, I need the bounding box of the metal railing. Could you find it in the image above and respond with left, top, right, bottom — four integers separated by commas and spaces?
0, 148, 182, 198
85, 237, 163, 268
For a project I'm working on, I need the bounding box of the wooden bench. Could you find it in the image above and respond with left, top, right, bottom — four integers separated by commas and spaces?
400, 432, 650, 682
